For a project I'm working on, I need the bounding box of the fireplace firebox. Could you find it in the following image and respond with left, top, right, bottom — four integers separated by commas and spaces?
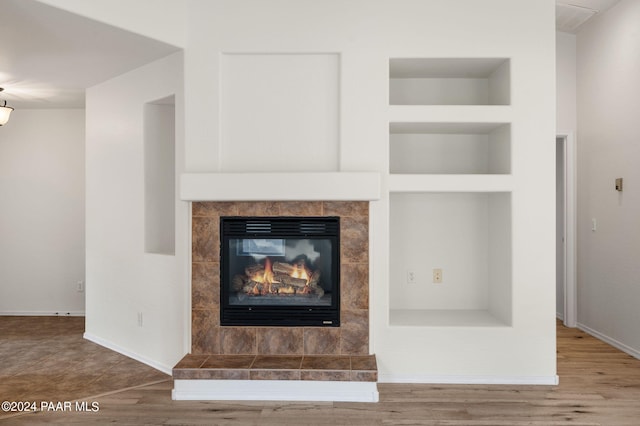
220, 216, 340, 327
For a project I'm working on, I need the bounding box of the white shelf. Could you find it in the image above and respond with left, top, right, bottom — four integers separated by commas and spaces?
389, 309, 509, 327
389, 58, 510, 106
388, 105, 512, 123
389, 174, 513, 192
390, 122, 505, 134
180, 172, 381, 201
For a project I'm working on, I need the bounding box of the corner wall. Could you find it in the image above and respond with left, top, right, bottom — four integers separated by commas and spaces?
576, 0, 640, 358
0, 109, 85, 315
85, 52, 187, 372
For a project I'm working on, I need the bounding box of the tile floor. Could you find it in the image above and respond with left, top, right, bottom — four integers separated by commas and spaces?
0, 316, 169, 405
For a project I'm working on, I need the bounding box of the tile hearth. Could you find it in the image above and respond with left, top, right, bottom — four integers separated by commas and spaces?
173, 354, 377, 382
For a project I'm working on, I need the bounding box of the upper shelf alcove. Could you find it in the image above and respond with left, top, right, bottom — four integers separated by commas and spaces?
389, 122, 511, 175
389, 58, 510, 106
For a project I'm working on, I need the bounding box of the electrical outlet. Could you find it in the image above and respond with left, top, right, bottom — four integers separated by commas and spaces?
433, 268, 443, 284
615, 178, 623, 191
76, 280, 84, 292
407, 270, 416, 284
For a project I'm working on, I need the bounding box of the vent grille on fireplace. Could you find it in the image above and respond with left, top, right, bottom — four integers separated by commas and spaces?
223, 217, 339, 237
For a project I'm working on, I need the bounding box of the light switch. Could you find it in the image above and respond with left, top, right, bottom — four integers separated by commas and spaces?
615, 178, 623, 191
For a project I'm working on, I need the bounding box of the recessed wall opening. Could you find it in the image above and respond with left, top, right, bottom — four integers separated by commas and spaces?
389, 58, 511, 106
144, 95, 176, 255
389, 192, 512, 327
390, 122, 511, 175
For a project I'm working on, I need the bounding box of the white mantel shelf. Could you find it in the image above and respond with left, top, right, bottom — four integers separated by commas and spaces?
180, 172, 382, 201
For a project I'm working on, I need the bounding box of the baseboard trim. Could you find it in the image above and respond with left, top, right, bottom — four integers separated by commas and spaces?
378, 374, 559, 385
0, 311, 85, 317
172, 379, 379, 402
83, 332, 173, 375
577, 322, 640, 360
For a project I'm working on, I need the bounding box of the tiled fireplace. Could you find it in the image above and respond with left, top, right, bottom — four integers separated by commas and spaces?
172, 200, 378, 401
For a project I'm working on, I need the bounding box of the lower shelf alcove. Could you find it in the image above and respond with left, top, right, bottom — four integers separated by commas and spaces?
390, 192, 512, 327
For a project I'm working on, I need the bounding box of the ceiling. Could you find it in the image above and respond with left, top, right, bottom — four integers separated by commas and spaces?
0, 0, 179, 109
0, 0, 622, 110
556, 0, 621, 33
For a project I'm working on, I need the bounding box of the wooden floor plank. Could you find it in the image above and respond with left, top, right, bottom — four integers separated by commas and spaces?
1, 319, 640, 425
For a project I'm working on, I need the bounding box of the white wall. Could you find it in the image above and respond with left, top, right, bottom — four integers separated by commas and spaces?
556, 32, 577, 135
390, 193, 491, 311
85, 52, 187, 373
576, 0, 640, 358
183, 0, 557, 382
219, 53, 340, 172
0, 109, 85, 315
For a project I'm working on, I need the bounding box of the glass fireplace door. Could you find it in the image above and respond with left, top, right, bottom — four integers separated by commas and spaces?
220, 217, 340, 326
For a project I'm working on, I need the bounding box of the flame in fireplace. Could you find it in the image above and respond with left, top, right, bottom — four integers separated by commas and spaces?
262, 258, 275, 284
248, 257, 273, 294
244, 257, 313, 296
291, 263, 310, 283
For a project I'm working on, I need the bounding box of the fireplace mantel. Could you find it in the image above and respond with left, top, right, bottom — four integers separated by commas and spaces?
180, 172, 381, 201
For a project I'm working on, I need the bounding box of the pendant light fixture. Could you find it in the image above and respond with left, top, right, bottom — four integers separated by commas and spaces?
0, 88, 14, 126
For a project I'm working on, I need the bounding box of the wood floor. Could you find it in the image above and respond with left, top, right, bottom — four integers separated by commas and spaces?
1, 318, 639, 425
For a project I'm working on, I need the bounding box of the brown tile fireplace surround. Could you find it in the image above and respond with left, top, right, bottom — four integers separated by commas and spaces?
172, 201, 377, 385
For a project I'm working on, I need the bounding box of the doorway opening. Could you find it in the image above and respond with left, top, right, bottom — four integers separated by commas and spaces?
556, 134, 577, 328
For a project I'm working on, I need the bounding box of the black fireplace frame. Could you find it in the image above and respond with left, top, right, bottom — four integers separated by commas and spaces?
220, 216, 340, 327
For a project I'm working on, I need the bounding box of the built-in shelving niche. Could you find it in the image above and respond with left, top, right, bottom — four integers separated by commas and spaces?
389, 192, 512, 327
390, 122, 511, 175
387, 57, 513, 327
389, 58, 510, 106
